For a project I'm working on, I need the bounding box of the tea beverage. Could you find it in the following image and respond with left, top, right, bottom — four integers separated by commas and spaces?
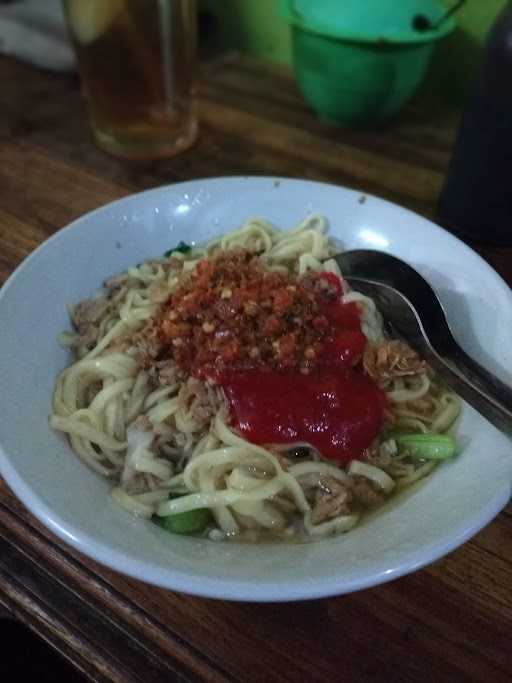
63, 0, 197, 159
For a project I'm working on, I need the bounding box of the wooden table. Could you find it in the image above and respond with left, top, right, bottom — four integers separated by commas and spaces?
1, 54, 511, 683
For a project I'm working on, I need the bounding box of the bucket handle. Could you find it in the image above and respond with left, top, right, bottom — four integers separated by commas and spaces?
413, 0, 466, 32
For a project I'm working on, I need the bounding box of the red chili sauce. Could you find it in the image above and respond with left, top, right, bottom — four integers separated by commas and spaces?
159, 251, 386, 463
221, 308, 386, 464
222, 369, 385, 463
217, 270, 385, 463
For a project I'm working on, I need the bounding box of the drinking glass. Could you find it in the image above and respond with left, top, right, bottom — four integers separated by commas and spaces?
63, 0, 198, 159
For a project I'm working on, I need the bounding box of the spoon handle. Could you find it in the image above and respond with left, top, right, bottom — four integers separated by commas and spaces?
341, 269, 512, 435
422, 345, 512, 435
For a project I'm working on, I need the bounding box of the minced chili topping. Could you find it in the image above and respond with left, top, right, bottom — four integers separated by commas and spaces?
156, 249, 365, 378
135, 247, 388, 463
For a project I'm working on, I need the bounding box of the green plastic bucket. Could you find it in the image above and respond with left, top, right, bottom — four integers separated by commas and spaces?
281, 0, 457, 126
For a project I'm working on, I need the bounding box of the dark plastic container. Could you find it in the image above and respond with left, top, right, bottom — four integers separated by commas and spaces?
438, 2, 512, 245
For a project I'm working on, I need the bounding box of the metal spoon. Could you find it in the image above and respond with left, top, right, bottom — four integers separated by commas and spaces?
333, 249, 512, 434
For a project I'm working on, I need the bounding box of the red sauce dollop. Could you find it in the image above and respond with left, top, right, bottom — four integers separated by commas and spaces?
156, 259, 386, 463
222, 368, 386, 463
218, 272, 386, 463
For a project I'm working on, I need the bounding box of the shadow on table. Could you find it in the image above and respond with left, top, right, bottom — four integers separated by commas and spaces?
0, 617, 85, 681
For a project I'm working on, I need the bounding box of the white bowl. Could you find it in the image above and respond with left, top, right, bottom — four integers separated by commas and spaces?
1, 177, 511, 601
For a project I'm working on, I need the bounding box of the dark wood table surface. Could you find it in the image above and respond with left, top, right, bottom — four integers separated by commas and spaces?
1, 54, 511, 683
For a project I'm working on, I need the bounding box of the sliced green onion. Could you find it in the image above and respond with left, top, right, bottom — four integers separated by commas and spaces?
395, 433, 456, 460
154, 508, 211, 535
164, 241, 191, 258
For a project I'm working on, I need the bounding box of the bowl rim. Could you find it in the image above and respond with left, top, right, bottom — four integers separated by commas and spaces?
281, 0, 456, 45
1, 175, 511, 602
1, 438, 509, 602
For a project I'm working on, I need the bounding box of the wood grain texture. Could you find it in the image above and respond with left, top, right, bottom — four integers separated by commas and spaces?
1, 54, 511, 683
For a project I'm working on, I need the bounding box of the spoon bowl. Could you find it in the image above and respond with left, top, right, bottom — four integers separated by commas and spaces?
334, 249, 512, 435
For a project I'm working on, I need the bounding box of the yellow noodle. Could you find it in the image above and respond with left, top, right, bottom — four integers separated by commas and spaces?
50, 215, 459, 542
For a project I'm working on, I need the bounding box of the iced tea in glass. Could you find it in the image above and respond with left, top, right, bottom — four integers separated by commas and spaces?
63, 0, 197, 159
